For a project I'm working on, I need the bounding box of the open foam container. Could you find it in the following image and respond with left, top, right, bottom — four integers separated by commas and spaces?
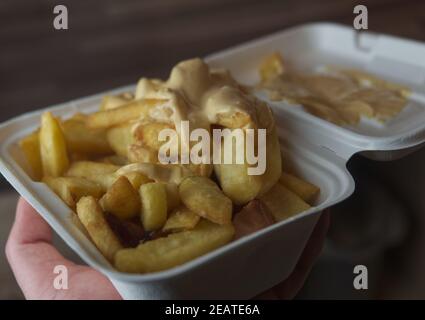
1, 23, 425, 299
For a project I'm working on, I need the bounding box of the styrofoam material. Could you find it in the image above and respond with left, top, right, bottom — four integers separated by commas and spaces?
0, 23, 423, 299
0, 85, 353, 299
206, 23, 425, 161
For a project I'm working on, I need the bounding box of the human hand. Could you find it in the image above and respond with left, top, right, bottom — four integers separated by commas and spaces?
6, 197, 328, 300
5, 197, 121, 300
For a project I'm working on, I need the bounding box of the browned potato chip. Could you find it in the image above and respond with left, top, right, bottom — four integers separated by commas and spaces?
100, 176, 140, 220
114, 220, 234, 273
179, 176, 232, 225
77, 196, 122, 261
40, 112, 69, 177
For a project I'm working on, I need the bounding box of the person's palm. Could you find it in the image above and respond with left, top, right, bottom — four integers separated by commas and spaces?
6, 197, 329, 300
6, 198, 120, 299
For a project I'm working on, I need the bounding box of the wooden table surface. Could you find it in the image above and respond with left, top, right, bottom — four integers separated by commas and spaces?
0, 0, 424, 188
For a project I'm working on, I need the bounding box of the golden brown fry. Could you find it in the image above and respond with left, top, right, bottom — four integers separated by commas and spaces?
65, 161, 119, 190
259, 183, 310, 221
233, 199, 274, 239
77, 196, 122, 261
259, 126, 282, 194
43, 176, 103, 208
162, 206, 200, 233
87, 99, 166, 129
214, 162, 262, 206
40, 112, 69, 177
279, 172, 320, 205
19, 131, 43, 180
99, 93, 134, 111
100, 176, 140, 220
127, 144, 158, 163
259, 52, 285, 82
164, 182, 180, 212
66, 161, 118, 177
133, 122, 173, 150
61, 116, 112, 156
106, 123, 134, 157
179, 176, 232, 225
99, 155, 129, 166
114, 220, 234, 273
123, 171, 152, 190
139, 182, 168, 231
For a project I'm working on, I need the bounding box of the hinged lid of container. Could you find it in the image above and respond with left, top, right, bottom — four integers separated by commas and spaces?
206, 23, 425, 161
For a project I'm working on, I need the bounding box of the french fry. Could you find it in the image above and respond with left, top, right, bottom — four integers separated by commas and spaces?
100, 93, 133, 111
179, 176, 232, 225
114, 220, 234, 273
259, 183, 310, 221
40, 112, 69, 177
87, 99, 166, 129
19, 131, 42, 180
140, 182, 168, 231
214, 162, 262, 206
215, 110, 252, 129
65, 161, 119, 190
44, 176, 103, 208
99, 155, 129, 166
279, 172, 320, 204
184, 163, 213, 177
234, 199, 275, 239
259, 52, 285, 82
163, 182, 180, 212
77, 196, 122, 261
123, 171, 152, 190
61, 116, 112, 156
43, 176, 74, 207
66, 161, 118, 177
162, 206, 200, 233
213, 129, 262, 205
100, 176, 140, 220
106, 123, 134, 157
259, 126, 282, 194
133, 122, 173, 150
128, 143, 158, 163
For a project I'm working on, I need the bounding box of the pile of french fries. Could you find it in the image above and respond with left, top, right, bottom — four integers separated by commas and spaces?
18, 58, 320, 274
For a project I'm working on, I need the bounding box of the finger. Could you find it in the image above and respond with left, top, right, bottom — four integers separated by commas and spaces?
6, 198, 76, 298
274, 210, 330, 299
6, 197, 121, 300
8, 197, 53, 244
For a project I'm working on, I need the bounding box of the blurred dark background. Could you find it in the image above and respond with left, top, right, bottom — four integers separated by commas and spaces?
1, 0, 425, 299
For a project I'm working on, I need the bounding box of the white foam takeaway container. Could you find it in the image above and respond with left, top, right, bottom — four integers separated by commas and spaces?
1, 23, 424, 299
